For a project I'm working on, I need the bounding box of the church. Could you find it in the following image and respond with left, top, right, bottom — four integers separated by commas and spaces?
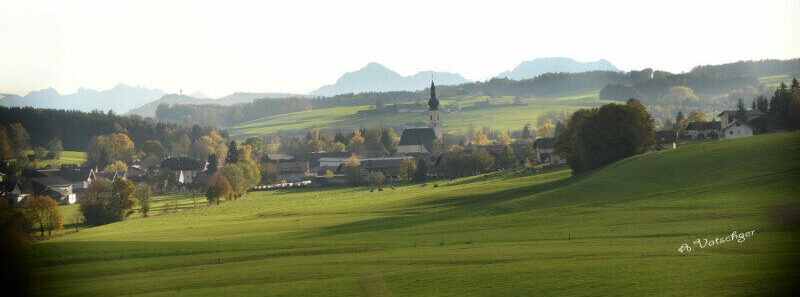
396, 81, 442, 154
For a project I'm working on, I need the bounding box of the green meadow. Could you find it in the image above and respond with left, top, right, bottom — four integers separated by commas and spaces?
31, 132, 800, 296
21, 150, 86, 167
226, 90, 610, 138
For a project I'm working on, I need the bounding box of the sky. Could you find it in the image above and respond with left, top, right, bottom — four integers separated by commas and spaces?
1, 0, 798, 98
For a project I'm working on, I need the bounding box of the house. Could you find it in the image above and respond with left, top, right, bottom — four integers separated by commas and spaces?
161, 157, 205, 184
28, 173, 77, 204
533, 137, 558, 163
721, 120, 755, 140
654, 130, 679, 150
397, 128, 438, 154
305, 152, 352, 170
685, 121, 721, 139
262, 154, 311, 182
718, 110, 763, 127
359, 156, 412, 178
1, 180, 28, 206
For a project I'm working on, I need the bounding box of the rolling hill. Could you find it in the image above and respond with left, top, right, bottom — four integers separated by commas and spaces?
32, 132, 800, 296
310, 62, 471, 96
496, 57, 620, 80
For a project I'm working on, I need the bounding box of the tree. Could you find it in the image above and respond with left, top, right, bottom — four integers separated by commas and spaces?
412, 159, 427, 183
143, 140, 165, 158
87, 133, 136, 166
675, 110, 685, 123
243, 136, 264, 157
399, 159, 416, 183
380, 127, 397, 152
0, 127, 12, 160
536, 121, 556, 138
221, 164, 246, 199
327, 141, 346, 152
225, 141, 239, 164
334, 132, 347, 144
7, 123, 30, 156
556, 100, 654, 174
735, 98, 747, 122
343, 156, 362, 185
46, 138, 63, 160
22, 195, 60, 237
473, 130, 489, 146
259, 162, 277, 184
472, 147, 494, 172
687, 111, 706, 123
206, 154, 219, 175
348, 130, 365, 153
205, 172, 231, 204
499, 145, 516, 169
80, 178, 136, 225
521, 123, 533, 141
370, 171, 386, 186
103, 161, 128, 172
109, 178, 136, 222
33, 147, 47, 160
135, 184, 152, 217
755, 95, 769, 112
497, 132, 511, 146
238, 160, 261, 190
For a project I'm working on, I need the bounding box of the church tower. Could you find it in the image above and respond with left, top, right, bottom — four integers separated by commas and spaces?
428, 80, 442, 139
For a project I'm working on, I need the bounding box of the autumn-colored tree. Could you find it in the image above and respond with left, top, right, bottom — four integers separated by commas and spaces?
221, 164, 246, 199
472, 130, 489, 146
686, 111, 706, 123
496, 132, 511, 146
205, 172, 232, 204
536, 121, 556, 138
348, 130, 365, 153
22, 195, 61, 237
80, 178, 136, 225
343, 156, 362, 185
103, 161, 128, 172
398, 159, 416, 183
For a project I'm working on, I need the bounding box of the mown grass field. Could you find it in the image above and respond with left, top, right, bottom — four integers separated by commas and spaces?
41, 193, 207, 238
30, 132, 800, 296
20, 150, 86, 167
226, 90, 610, 138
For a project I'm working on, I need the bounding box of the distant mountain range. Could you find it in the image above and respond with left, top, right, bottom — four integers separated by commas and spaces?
0, 84, 166, 113
496, 57, 620, 80
309, 62, 471, 97
1, 57, 622, 114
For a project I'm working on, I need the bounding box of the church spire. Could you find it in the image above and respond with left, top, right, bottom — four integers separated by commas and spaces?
428, 80, 439, 111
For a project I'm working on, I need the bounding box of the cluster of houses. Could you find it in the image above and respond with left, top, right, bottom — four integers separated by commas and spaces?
0, 156, 207, 207
654, 109, 775, 150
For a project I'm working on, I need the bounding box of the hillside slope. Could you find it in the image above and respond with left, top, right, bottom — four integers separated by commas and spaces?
33, 133, 800, 296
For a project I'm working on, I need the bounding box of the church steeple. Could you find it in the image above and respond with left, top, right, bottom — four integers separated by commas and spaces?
428, 80, 439, 111
427, 80, 442, 139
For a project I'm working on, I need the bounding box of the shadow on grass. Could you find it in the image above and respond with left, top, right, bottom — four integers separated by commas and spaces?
304, 171, 590, 238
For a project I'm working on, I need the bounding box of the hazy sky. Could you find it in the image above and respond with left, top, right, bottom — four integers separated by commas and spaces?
1, 0, 798, 97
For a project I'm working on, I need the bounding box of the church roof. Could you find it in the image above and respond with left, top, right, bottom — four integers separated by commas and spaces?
428, 81, 439, 111
399, 128, 438, 152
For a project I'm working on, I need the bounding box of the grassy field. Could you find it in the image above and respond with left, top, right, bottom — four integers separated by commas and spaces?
31, 132, 800, 296
36, 193, 207, 238
20, 150, 86, 167
226, 90, 610, 138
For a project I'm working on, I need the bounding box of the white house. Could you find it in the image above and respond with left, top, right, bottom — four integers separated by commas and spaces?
721, 120, 755, 140
685, 121, 721, 139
